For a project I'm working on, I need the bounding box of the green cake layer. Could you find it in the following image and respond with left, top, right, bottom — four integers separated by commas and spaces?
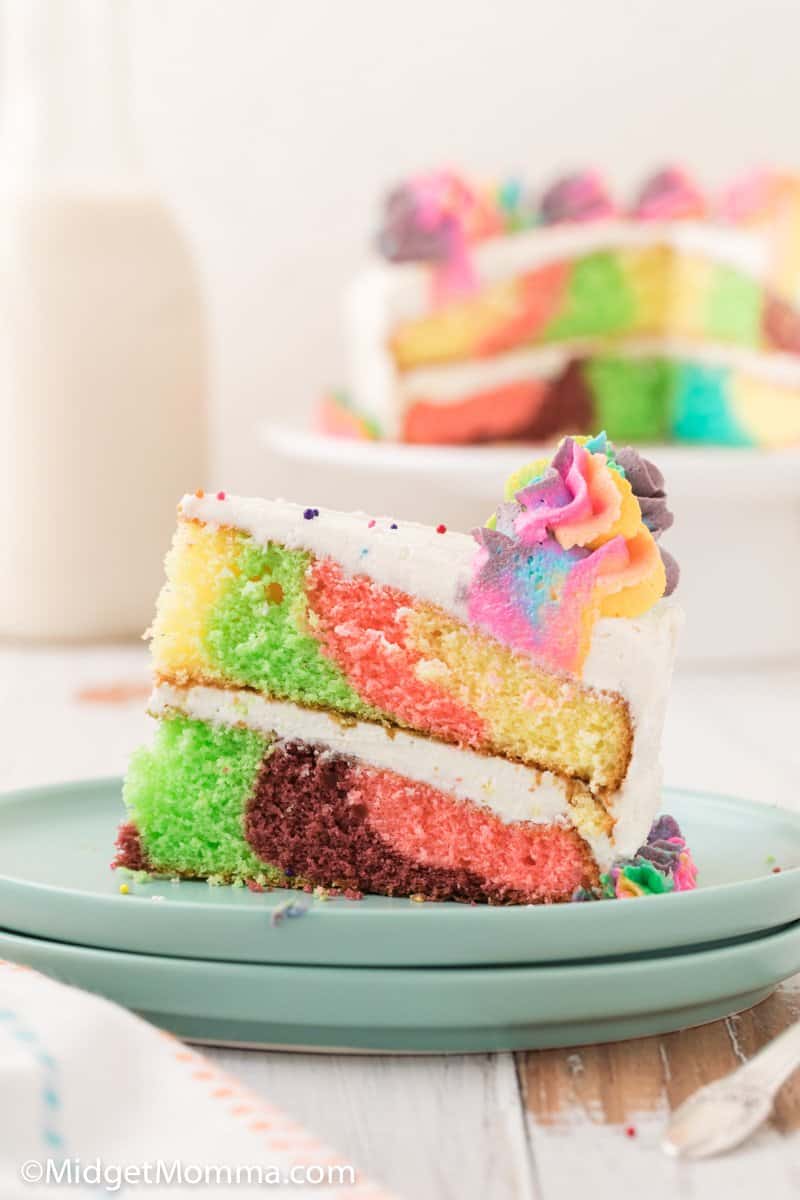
123, 713, 283, 883
204, 538, 376, 715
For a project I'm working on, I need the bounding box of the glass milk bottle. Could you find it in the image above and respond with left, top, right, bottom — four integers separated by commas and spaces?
0, 0, 207, 638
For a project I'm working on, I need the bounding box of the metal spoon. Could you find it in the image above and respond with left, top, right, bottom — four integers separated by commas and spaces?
662, 1018, 800, 1159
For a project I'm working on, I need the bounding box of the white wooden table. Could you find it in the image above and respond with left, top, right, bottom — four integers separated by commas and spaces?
1, 643, 799, 1199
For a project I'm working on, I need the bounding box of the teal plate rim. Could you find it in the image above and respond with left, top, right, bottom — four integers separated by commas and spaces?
2, 919, 800, 1053
0, 777, 798, 968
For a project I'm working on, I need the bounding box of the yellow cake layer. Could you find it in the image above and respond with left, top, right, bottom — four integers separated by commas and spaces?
150, 520, 634, 793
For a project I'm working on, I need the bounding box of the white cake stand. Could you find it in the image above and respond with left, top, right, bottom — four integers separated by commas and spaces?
261, 424, 800, 663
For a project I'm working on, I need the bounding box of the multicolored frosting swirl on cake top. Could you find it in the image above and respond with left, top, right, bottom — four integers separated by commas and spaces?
379, 168, 532, 261
539, 171, 617, 224
633, 167, 708, 221
469, 433, 673, 674
378, 169, 533, 302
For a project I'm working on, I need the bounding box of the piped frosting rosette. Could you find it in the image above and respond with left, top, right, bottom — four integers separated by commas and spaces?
468, 433, 676, 675
574, 815, 698, 901
378, 170, 513, 301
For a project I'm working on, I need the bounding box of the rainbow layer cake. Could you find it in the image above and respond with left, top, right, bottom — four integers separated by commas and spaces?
117, 434, 696, 904
322, 167, 800, 447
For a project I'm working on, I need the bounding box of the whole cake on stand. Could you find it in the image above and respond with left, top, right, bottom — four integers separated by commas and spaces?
321, 167, 800, 448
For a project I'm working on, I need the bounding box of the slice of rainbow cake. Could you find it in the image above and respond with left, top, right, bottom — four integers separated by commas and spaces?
117, 434, 696, 903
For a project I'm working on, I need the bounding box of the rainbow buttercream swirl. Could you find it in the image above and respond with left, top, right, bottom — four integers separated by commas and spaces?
468, 433, 670, 675
600, 815, 698, 899
572, 815, 698, 901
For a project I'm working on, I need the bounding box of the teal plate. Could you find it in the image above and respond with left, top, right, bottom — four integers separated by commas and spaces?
2, 921, 800, 1051
0, 778, 798, 967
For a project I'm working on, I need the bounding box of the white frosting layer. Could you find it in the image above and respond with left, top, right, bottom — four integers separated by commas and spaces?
609, 338, 800, 385
400, 344, 579, 403
398, 337, 800, 405
583, 601, 683, 861
345, 267, 405, 438
347, 267, 407, 441
150, 682, 615, 868
174, 493, 683, 861
469, 219, 768, 288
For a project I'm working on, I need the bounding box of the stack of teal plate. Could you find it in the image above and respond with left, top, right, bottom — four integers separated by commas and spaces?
1, 780, 799, 1052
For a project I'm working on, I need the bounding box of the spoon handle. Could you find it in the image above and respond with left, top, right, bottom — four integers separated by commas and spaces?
662, 1017, 800, 1159
734, 1017, 800, 1095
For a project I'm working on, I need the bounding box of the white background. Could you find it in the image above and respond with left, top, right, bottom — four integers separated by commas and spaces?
126, 0, 800, 493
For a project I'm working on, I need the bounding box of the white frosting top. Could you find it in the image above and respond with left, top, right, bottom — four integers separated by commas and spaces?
181, 493, 477, 618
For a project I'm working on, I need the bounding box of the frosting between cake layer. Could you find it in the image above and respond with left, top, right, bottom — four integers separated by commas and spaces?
359, 219, 770, 327
398, 336, 800, 404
